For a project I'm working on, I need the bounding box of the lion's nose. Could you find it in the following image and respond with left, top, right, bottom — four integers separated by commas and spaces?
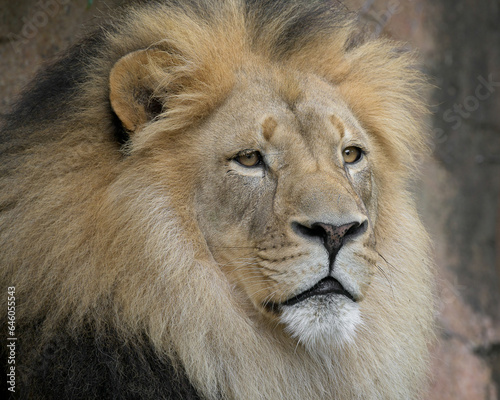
292, 220, 367, 261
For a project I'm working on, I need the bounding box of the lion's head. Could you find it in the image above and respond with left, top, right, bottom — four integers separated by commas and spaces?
1, 1, 434, 399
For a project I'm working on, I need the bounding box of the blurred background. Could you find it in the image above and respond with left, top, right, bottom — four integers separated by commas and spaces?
1, 0, 499, 398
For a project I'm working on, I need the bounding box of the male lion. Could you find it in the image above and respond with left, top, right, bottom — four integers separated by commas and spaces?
0, 0, 434, 399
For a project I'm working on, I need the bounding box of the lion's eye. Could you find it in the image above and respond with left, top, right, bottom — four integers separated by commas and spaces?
234, 150, 262, 168
342, 146, 363, 164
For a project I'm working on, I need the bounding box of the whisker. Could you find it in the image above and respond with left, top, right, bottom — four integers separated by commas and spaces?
256, 264, 284, 274
376, 250, 401, 273
375, 263, 395, 300
219, 256, 259, 268
213, 246, 259, 250
355, 249, 395, 300
220, 257, 288, 279
250, 285, 277, 299
261, 288, 281, 309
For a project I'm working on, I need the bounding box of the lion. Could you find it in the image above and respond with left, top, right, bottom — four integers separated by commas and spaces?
0, 0, 435, 399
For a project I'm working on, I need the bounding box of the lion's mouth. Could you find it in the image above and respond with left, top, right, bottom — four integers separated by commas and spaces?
284, 277, 355, 306
265, 277, 355, 313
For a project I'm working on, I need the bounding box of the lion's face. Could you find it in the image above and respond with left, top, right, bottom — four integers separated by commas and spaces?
192, 69, 378, 348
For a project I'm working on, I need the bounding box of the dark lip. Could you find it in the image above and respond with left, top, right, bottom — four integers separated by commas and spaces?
264, 277, 355, 313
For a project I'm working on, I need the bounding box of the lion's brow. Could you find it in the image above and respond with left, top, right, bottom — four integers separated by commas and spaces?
329, 114, 345, 139
262, 116, 278, 141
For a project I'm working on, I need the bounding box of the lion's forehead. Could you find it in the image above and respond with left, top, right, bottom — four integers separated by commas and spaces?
218, 71, 366, 160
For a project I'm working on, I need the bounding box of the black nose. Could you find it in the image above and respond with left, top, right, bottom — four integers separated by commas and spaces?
293, 221, 366, 261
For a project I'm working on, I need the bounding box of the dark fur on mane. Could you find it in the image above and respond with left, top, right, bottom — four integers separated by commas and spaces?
246, 0, 352, 55
2, 29, 107, 132
10, 324, 203, 400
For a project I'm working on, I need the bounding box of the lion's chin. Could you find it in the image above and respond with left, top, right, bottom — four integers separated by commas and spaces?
279, 295, 362, 351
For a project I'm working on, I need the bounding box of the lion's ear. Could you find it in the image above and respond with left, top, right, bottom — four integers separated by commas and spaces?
109, 49, 166, 133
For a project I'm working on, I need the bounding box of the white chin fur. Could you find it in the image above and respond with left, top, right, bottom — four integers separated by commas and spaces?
280, 294, 361, 351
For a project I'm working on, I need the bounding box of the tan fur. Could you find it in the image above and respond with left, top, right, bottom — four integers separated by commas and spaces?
0, 1, 434, 399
